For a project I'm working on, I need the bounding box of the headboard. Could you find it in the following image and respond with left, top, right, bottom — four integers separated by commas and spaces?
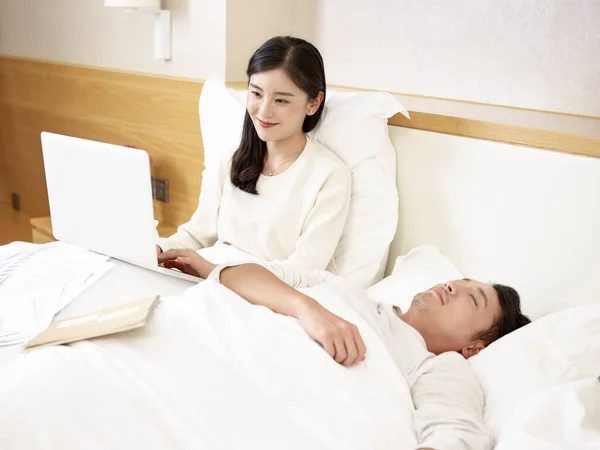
386, 126, 600, 319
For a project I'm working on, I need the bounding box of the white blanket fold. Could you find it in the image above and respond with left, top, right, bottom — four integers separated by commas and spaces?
0, 281, 417, 450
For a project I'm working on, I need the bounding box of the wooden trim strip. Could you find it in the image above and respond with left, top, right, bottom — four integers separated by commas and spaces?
388, 112, 600, 159
330, 82, 600, 120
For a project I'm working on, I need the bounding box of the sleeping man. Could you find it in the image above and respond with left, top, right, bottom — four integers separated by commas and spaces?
159, 249, 532, 450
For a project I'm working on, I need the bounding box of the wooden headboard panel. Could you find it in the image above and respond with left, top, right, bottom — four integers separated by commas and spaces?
0, 147, 7, 204
0, 57, 204, 228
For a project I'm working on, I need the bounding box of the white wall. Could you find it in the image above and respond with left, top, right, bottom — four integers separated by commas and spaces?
0, 0, 314, 81
4, 1, 596, 118
0, 0, 314, 82
0, 0, 226, 79
225, 0, 295, 81
312, 0, 600, 117
388, 127, 600, 320
224, 0, 322, 81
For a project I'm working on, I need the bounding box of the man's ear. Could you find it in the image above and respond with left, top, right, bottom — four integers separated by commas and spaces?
460, 341, 485, 359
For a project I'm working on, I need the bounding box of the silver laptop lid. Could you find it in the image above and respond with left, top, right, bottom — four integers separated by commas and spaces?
41, 132, 158, 271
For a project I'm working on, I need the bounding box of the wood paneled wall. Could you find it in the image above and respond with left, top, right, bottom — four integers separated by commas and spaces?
0, 57, 204, 227
0, 147, 7, 204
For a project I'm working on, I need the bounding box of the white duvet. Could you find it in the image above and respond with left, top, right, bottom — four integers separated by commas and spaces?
0, 280, 418, 450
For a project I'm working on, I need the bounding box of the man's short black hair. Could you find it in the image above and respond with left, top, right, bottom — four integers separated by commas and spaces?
472, 284, 531, 346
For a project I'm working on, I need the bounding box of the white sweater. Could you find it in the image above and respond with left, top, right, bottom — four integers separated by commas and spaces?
207, 263, 492, 450
157, 137, 351, 271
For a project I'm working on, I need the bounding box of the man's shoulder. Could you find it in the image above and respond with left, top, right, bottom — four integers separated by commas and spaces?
415, 351, 472, 380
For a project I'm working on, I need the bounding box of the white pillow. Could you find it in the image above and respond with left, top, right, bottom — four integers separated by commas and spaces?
366, 245, 463, 311
468, 303, 600, 443
198, 76, 407, 287
198, 78, 246, 170
494, 378, 600, 449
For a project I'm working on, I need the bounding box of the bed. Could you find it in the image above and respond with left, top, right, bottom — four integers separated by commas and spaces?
0, 81, 599, 449
1, 246, 597, 450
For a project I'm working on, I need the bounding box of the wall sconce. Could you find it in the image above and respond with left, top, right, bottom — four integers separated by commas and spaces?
105, 0, 171, 61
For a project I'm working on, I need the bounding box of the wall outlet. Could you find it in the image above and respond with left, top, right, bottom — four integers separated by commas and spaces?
151, 177, 169, 203
11, 192, 20, 211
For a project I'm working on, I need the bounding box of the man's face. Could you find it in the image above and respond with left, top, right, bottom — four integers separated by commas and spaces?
406, 279, 502, 357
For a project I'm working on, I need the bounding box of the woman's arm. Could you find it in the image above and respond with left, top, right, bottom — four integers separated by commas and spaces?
218, 263, 365, 366
157, 250, 365, 366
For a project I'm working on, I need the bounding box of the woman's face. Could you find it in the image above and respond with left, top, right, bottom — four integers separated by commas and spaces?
247, 68, 322, 143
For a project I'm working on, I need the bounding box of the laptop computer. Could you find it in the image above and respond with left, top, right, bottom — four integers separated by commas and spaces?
40, 132, 201, 283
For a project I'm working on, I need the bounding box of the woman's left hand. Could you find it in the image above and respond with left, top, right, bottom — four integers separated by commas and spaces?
158, 249, 216, 279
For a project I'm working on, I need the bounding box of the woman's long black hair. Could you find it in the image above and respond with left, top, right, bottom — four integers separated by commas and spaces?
230, 36, 326, 195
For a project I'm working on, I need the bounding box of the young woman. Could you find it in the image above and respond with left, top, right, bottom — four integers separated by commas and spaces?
157, 36, 351, 273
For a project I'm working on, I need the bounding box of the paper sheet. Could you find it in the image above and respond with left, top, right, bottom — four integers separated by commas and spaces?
0, 245, 51, 284
0, 242, 113, 345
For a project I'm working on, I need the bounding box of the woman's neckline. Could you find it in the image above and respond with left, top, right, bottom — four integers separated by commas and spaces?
260, 136, 311, 179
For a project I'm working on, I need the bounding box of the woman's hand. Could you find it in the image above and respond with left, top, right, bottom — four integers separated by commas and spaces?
158, 249, 216, 279
295, 299, 366, 367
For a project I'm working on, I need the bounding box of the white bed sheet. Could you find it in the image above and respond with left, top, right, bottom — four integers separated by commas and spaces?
0, 278, 417, 450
